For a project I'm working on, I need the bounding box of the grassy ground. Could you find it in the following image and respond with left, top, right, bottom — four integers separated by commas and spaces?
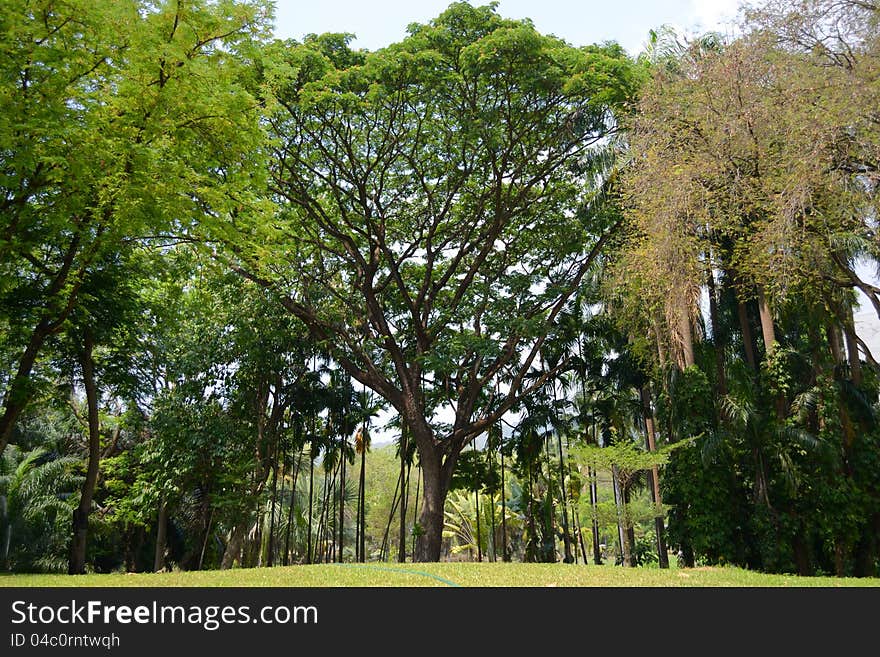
1, 562, 878, 587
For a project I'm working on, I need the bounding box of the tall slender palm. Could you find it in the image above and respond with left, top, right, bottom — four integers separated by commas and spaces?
352, 388, 384, 562
354, 424, 369, 562
512, 396, 557, 562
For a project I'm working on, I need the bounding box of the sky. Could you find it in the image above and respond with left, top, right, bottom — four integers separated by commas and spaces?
271, 0, 743, 56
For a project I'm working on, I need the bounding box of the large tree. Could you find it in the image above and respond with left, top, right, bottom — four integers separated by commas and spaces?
226, 3, 639, 560
0, 0, 271, 457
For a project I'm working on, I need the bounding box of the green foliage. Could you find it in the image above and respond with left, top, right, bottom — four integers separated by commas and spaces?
443, 489, 519, 557
0, 446, 81, 572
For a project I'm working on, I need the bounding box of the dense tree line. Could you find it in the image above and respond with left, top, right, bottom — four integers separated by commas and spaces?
0, 0, 877, 576
609, 1, 880, 575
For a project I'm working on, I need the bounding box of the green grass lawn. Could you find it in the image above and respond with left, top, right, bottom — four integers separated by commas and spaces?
1, 562, 877, 587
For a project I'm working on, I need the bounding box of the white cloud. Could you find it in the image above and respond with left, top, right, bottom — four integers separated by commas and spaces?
680, 0, 745, 41
690, 0, 742, 27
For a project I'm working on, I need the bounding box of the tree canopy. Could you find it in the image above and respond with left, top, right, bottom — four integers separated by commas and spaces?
219, 1, 640, 560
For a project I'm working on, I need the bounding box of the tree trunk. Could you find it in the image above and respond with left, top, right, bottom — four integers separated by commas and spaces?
413, 449, 451, 562
549, 373, 573, 563
380, 467, 402, 560
266, 432, 281, 567
154, 499, 168, 572
315, 465, 329, 563
398, 428, 409, 563
474, 481, 482, 562
543, 437, 556, 562
307, 447, 315, 564
611, 464, 632, 567
526, 461, 538, 563
488, 446, 497, 563
69, 331, 101, 575
757, 286, 776, 356
473, 441, 482, 562
757, 286, 787, 418
624, 484, 638, 566
679, 307, 696, 369
411, 464, 421, 558
563, 432, 584, 565
843, 304, 863, 386
640, 386, 669, 568
706, 262, 727, 395
736, 296, 759, 372
500, 445, 509, 562
834, 539, 846, 577
590, 422, 604, 564
588, 464, 602, 565
828, 319, 854, 465
283, 444, 304, 566
358, 448, 366, 562
220, 522, 248, 569
338, 448, 346, 562
555, 430, 573, 563
792, 529, 812, 576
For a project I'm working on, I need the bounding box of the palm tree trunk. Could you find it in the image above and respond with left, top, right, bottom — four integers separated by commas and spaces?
679, 306, 696, 368
549, 376, 573, 563
358, 447, 366, 562
307, 446, 314, 564
526, 460, 538, 563
611, 464, 632, 567
330, 461, 338, 562
380, 467, 402, 560
555, 431, 573, 563
543, 437, 556, 562
474, 482, 482, 562
588, 464, 602, 565
411, 463, 421, 558
398, 428, 409, 563
266, 431, 281, 567
283, 442, 303, 566
500, 445, 509, 562
706, 260, 727, 395
488, 446, 497, 563
589, 423, 602, 565
564, 433, 586, 564
473, 441, 482, 563
338, 448, 346, 562
757, 286, 776, 355
573, 507, 588, 565
624, 484, 638, 566
314, 466, 328, 563
640, 386, 669, 568
322, 466, 334, 563
843, 303, 863, 386
736, 295, 759, 372
757, 286, 787, 420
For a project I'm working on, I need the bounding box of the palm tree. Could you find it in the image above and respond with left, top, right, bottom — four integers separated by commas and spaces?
352, 388, 383, 562
512, 397, 557, 563
1, 446, 81, 572
354, 424, 369, 562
